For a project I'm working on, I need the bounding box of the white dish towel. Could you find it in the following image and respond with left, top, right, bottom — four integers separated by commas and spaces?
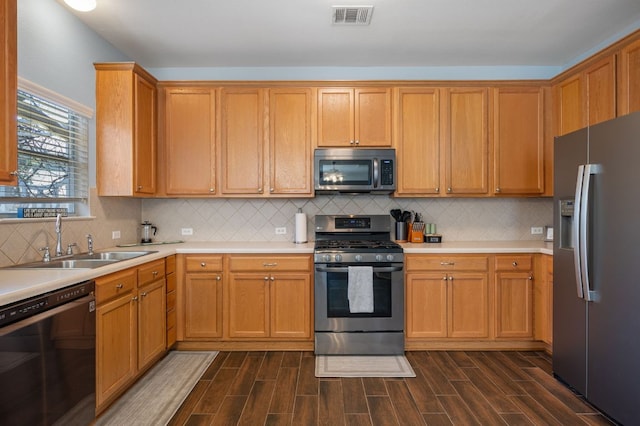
347, 266, 374, 313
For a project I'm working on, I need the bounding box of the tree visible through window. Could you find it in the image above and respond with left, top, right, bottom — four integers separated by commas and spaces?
0, 87, 89, 216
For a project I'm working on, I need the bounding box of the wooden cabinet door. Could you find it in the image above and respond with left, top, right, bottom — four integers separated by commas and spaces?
228, 273, 269, 338
0, 0, 16, 185
584, 55, 616, 126
448, 273, 489, 338
495, 271, 533, 338
137, 278, 166, 370
443, 88, 489, 195
619, 39, 640, 115
406, 273, 448, 338
184, 272, 223, 338
355, 88, 392, 146
394, 88, 441, 195
268, 88, 314, 195
317, 88, 354, 146
220, 88, 265, 195
270, 273, 312, 338
133, 73, 157, 195
492, 87, 545, 195
554, 74, 584, 136
164, 87, 216, 195
96, 293, 136, 408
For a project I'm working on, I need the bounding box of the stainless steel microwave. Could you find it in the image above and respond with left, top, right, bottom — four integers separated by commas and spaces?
314, 148, 396, 194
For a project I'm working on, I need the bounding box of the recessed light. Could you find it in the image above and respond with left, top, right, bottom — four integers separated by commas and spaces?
64, 0, 97, 12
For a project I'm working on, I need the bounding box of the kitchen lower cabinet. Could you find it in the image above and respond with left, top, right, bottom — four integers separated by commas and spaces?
226, 255, 312, 340
534, 254, 553, 347
406, 255, 490, 341
95, 259, 166, 413
166, 255, 177, 348
494, 255, 534, 339
180, 255, 224, 339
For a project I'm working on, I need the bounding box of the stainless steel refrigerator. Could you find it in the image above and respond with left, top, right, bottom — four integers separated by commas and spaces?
553, 111, 640, 425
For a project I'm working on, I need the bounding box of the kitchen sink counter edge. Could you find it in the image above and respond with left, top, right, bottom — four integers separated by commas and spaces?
0, 240, 549, 306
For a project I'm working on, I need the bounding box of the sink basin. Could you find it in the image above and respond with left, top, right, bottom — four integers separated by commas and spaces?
6, 251, 156, 269
10, 258, 118, 269
74, 251, 153, 261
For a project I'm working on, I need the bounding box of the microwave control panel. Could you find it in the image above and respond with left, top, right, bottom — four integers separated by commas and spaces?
381, 160, 394, 185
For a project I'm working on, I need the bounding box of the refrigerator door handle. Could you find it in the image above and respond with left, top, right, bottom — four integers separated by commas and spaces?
580, 163, 601, 302
573, 165, 585, 299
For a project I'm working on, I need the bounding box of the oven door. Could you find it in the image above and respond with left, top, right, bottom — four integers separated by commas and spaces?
314, 263, 404, 332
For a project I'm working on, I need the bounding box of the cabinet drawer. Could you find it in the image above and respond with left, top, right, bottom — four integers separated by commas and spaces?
495, 255, 533, 271
406, 255, 488, 272
185, 255, 223, 272
165, 255, 176, 274
96, 268, 136, 304
228, 255, 311, 272
138, 259, 166, 285
166, 290, 176, 311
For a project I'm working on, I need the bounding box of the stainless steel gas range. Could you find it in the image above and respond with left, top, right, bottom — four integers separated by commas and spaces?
313, 215, 405, 355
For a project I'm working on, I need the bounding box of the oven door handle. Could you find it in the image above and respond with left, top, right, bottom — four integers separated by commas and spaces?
315, 265, 403, 273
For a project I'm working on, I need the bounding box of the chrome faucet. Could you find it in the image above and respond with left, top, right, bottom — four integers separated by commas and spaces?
55, 214, 63, 257
87, 234, 94, 255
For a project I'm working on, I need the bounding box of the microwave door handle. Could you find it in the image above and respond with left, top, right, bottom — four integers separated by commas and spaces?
373, 159, 380, 188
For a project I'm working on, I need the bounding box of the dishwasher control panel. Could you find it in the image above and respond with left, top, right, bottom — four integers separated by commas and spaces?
0, 280, 95, 327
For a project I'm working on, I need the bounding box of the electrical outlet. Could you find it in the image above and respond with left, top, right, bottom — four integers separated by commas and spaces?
275, 227, 287, 235
112, 230, 121, 239
181, 228, 193, 236
531, 226, 544, 235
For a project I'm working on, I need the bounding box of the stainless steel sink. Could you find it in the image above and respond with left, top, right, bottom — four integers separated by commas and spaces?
74, 251, 152, 261
6, 251, 156, 269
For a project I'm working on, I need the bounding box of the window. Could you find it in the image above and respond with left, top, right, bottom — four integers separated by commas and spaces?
0, 80, 91, 217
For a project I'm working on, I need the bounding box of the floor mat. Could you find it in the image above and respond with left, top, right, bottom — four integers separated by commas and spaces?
96, 351, 217, 425
315, 355, 415, 377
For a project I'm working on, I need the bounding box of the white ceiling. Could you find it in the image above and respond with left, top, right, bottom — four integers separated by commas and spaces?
61, 0, 640, 70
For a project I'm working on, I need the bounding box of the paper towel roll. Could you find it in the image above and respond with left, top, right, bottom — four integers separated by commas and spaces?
294, 210, 307, 243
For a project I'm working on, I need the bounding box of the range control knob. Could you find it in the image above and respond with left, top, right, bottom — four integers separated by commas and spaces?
334, 254, 343, 262
322, 254, 331, 262
386, 254, 395, 261
375, 254, 383, 262
355, 254, 363, 262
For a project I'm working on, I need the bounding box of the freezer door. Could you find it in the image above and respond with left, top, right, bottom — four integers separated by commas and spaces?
585, 112, 640, 425
552, 128, 588, 395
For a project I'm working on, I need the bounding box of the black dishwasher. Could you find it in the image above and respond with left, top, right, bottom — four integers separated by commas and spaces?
0, 280, 96, 425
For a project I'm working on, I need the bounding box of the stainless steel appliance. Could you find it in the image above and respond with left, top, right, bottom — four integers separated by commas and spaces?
314, 214, 404, 354
0, 281, 96, 425
553, 111, 640, 425
314, 148, 396, 194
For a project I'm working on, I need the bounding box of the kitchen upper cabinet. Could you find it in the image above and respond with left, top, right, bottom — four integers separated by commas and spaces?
226, 255, 312, 340
95, 63, 157, 196
181, 255, 224, 339
442, 87, 489, 195
268, 88, 314, 196
0, 0, 17, 185
618, 38, 640, 115
492, 87, 545, 195
162, 87, 217, 195
494, 255, 534, 339
317, 87, 392, 147
394, 88, 441, 196
554, 55, 616, 136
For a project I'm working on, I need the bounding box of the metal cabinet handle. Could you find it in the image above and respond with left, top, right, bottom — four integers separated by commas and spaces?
512, 261, 518, 267
264, 276, 269, 281
354, 140, 359, 145
216, 276, 221, 281
440, 261, 455, 266
350, 140, 355, 145
152, 270, 158, 276
258, 188, 263, 194
132, 296, 138, 301
496, 187, 501, 193
200, 262, 206, 267
435, 187, 440, 193
141, 292, 147, 297
9, 170, 18, 176
448, 276, 453, 281
116, 283, 124, 289
529, 276, 533, 280
270, 276, 275, 281
263, 262, 278, 267
209, 188, 215, 193
137, 185, 143, 190
447, 187, 452, 193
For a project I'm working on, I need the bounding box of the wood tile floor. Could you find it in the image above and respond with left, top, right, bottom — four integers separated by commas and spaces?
168, 351, 616, 426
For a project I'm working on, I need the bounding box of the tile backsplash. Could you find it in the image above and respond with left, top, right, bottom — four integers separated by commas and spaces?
143, 195, 553, 243
0, 193, 552, 267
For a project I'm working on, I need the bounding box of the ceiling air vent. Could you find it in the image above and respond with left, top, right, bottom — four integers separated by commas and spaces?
332, 6, 374, 25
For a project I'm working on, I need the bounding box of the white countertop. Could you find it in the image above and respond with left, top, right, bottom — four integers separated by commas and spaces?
0, 240, 550, 307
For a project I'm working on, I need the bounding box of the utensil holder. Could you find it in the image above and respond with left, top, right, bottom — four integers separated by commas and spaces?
395, 222, 408, 242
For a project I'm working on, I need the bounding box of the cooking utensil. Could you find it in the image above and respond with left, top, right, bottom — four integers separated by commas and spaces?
390, 209, 402, 222
401, 210, 412, 222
